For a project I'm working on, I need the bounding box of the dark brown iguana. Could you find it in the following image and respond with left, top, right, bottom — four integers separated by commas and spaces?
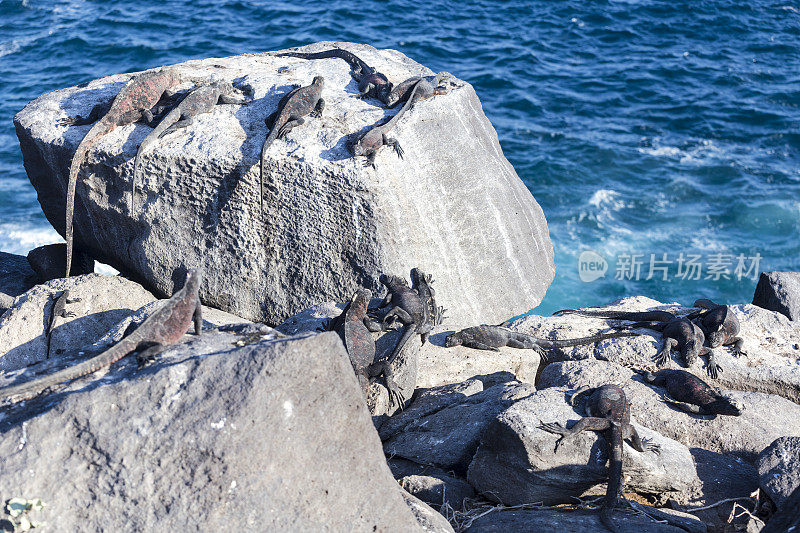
383, 73, 448, 108
352, 78, 430, 168
366, 273, 426, 405
276, 48, 392, 101
0, 269, 202, 403
539, 384, 660, 532
635, 368, 743, 416
410, 267, 444, 339
329, 289, 404, 408
260, 76, 325, 211
443, 325, 637, 361
59, 67, 193, 277
555, 307, 722, 378
131, 79, 252, 215
46, 289, 81, 359
686, 298, 746, 356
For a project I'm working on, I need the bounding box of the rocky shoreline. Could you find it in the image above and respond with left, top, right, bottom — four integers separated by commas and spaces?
1, 42, 799, 532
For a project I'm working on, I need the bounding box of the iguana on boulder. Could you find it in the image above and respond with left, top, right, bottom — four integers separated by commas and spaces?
0, 269, 202, 403
635, 368, 743, 416
276, 48, 392, 101
540, 385, 660, 533
58, 67, 194, 277
444, 325, 637, 361
383, 73, 448, 107
132, 79, 252, 215
260, 76, 325, 211
555, 307, 723, 378
328, 289, 404, 408
410, 267, 445, 332
353, 78, 430, 168
369, 273, 426, 380
687, 299, 746, 356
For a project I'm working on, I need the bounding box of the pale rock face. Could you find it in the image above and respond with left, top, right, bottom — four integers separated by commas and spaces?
14, 41, 554, 326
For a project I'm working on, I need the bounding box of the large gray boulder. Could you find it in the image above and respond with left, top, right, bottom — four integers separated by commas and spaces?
539, 359, 800, 460
0, 330, 425, 531
14, 41, 554, 326
757, 436, 800, 510
467, 387, 700, 506
753, 271, 800, 321
510, 296, 800, 404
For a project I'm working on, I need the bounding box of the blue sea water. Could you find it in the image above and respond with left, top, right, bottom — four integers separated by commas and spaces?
0, 0, 798, 315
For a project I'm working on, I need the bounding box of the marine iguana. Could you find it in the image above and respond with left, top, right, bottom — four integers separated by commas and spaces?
554, 307, 723, 378
329, 289, 405, 408
369, 273, 427, 377
46, 290, 81, 359
353, 79, 426, 168
0, 269, 202, 403
276, 48, 392, 101
383, 73, 447, 108
410, 267, 445, 332
634, 368, 743, 416
59, 67, 193, 277
539, 384, 660, 533
443, 325, 638, 361
131, 79, 252, 215
260, 76, 325, 210
686, 299, 746, 356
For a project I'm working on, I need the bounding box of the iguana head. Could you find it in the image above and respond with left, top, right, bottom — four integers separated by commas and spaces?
350, 289, 372, 313
711, 395, 744, 416
379, 274, 407, 290
312, 76, 325, 87
443, 332, 462, 347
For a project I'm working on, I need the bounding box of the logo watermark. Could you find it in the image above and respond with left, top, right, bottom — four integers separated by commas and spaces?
578, 250, 608, 282
577, 251, 761, 283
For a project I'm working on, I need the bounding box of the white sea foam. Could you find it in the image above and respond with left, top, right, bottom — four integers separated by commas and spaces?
0, 42, 21, 59
638, 139, 725, 164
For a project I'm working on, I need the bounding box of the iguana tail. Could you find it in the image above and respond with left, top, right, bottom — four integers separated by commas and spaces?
65, 121, 113, 277
554, 309, 676, 322
599, 424, 625, 533
0, 337, 136, 403
534, 331, 637, 349
276, 50, 369, 74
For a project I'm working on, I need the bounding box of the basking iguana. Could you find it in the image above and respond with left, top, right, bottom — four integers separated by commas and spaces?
260, 76, 325, 211
555, 307, 722, 378
329, 289, 404, 408
410, 267, 445, 335
367, 273, 426, 395
58, 67, 194, 277
634, 368, 743, 416
352, 78, 429, 168
276, 48, 392, 101
687, 298, 746, 356
0, 269, 202, 403
443, 325, 637, 361
46, 290, 81, 359
383, 73, 448, 108
540, 385, 660, 532
131, 79, 252, 215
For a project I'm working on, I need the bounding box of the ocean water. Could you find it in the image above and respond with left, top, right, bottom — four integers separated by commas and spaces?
1, 0, 798, 315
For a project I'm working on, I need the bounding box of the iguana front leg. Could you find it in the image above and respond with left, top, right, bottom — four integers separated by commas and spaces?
136, 341, 166, 368
160, 116, 194, 138
277, 117, 305, 138
654, 338, 677, 366
729, 337, 746, 357
310, 98, 325, 118
625, 424, 661, 454
703, 348, 722, 379
539, 417, 611, 452
384, 135, 404, 159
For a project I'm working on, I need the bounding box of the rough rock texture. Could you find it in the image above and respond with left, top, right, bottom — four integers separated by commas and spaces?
15, 41, 554, 326
467, 388, 700, 506
511, 296, 800, 404
464, 507, 705, 533
278, 302, 541, 389
757, 436, 800, 510
27, 243, 94, 282
401, 490, 456, 533
0, 274, 156, 372
753, 271, 800, 321
539, 359, 800, 460
0, 250, 37, 312
388, 458, 477, 511
383, 381, 534, 472
0, 331, 424, 531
